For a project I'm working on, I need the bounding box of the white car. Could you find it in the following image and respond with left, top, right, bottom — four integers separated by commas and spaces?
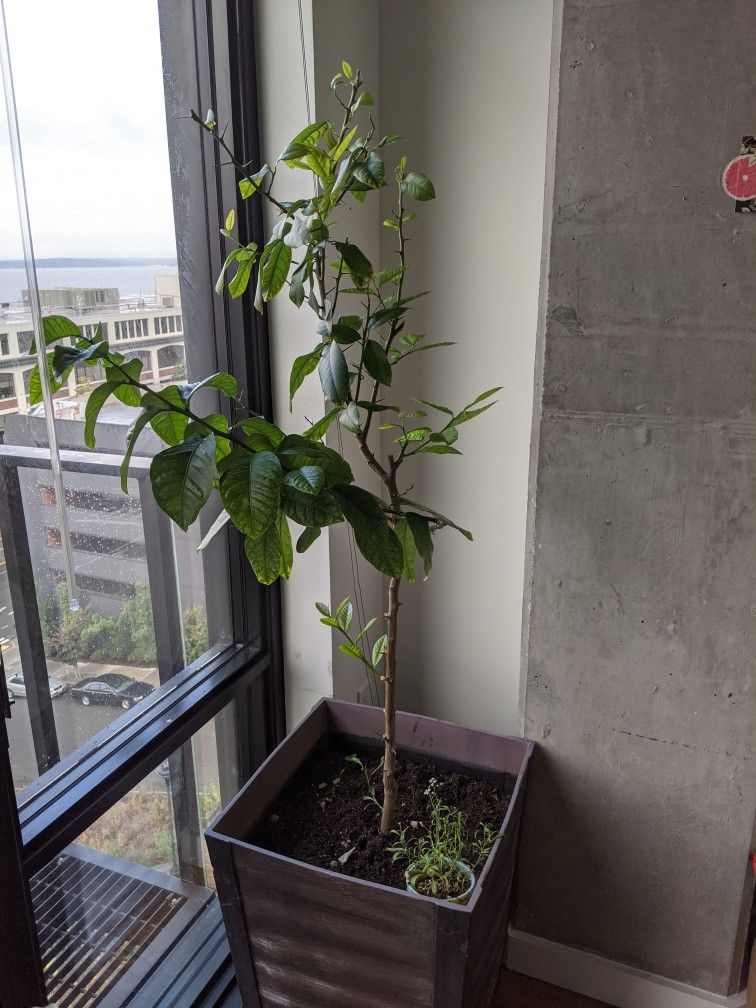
6, 672, 68, 699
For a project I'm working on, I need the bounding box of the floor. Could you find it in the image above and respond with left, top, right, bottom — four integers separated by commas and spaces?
494, 970, 613, 1008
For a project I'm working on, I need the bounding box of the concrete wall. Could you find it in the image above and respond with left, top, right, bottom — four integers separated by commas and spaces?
518, 0, 756, 995
377, 0, 553, 731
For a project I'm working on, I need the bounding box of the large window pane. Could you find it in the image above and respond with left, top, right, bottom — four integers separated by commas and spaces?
0, 0, 237, 792
30, 705, 239, 1008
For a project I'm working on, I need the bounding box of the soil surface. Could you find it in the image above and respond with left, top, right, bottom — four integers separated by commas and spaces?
251, 741, 510, 893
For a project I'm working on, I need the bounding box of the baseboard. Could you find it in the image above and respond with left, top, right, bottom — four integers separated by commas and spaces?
506, 928, 747, 1008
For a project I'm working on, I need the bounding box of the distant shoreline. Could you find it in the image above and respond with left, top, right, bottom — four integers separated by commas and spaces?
0, 257, 178, 269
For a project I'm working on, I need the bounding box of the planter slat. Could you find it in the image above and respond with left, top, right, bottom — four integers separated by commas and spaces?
207, 698, 533, 1008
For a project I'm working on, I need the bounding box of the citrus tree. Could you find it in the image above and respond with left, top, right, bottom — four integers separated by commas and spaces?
29, 63, 499, 833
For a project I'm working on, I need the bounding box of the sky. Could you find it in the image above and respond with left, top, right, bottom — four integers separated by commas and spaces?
0, 0, 178, 259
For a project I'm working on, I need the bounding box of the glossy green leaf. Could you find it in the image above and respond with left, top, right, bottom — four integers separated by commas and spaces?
52, 340, 108, 380
394, 517, 417, 583
277, 435, 353, 485
289, 346, 322, 410
363, 340, 392, 386
303, 407, 340, 442
239, 164, 271, 199
106, 358, 142, 406
339, 402, 361, 434
353, 151, 384, 189
259, 239, 291, 302
406, 512, 433, 577
400, 170, 436, 201
332, 485, 403, 578
218, 448, 282, 539
238, 415, 284, 451
372, 634, 388, 668
330, 323, 361, 345
83, 381, 118, 449
30, 314, 81, 352
244, 514, 290, 585
332, 241, 372, 288
283, 465, 325, 496
318, 339, 349, 405
150, 433, 216, 531
280, 485, 342, 527
120, 408, 161, 493
296, 526, 322, 553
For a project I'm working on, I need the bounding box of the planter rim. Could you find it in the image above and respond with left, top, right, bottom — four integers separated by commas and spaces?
206, 696, 534, 916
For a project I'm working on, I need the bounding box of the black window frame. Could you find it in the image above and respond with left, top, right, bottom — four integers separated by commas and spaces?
0, 1, 283, 1003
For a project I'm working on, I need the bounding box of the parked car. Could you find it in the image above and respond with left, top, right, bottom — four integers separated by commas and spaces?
69, 673, 154, 710
6, 672, 68, 699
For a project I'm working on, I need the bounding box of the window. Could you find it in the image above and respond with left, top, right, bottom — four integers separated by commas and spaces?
0, 333, 8, 355
0, 0, 281, 1003
17, 329, 33, 354
0, 373, 14, 399
81, 321, 107, 340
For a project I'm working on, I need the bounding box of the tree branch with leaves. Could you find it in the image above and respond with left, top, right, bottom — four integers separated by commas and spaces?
30, 61, 500, 834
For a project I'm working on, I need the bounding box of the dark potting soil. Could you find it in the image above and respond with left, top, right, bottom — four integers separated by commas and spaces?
251, 741, 510, 893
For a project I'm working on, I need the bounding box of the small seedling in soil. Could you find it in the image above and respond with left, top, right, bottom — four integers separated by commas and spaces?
387, 778, 498, 900
344, 753, 384, 813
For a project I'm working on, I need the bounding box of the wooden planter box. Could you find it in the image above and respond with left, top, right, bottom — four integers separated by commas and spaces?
206, 698, 533, 1008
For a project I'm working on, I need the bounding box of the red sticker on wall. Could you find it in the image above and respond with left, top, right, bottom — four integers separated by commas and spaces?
722, 136, 756, 212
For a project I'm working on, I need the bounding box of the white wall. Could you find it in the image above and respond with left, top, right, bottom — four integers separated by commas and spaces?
377, 0, 553, 733
256, 0, 553, 735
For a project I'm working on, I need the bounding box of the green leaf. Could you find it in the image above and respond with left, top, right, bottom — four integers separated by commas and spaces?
339, 402, 361, 434
341, 60, 353, 79
372, 634, 388, 668
31, 314, 81, 352
333, 241, 373, 288
339, 642, 363, 660
355, 617, 377, 642
142, 387, 188, 446
280, 485, 342, 527
28, 354, 66, 405
187, 414, 231, 461
395, 427, 431, 445
367, 304, 405, 332
415, 397, 453, 416
228, 254, 255, 298
52, 340, 107, 380
394, 517, 417, 583
406, 513, 433, 577
83, 381, 118, 449
329, 125, 357, 163
330, 323, 361, 345
353, 90, 374, 108
315, 601, 331, 617
332, 485, 403, 578
338, 315, 361, 330
297, 526, 322, 553
292, 121, 331, 146
106, 358, 142, 405
279, 514, 293, 578
120, 409, 161, 492
400, 170, 436, 200
150, 434, 216, 531
417, 443, 462, 455
383, 217, 399, 229
259, 239, 291, 302
283, 465, 325, 496
289, 346, 323, 410
363, 340, 392, 386
289, 255, 311, 308
376, 266, 405, 286
378, 134, 400, 147
337, 601, 353, 632
318, 340, 349, 405
353, 151, 385, 189
397, 497, 473, 541
218, 448, 282, 538
277, 434, 353, 484
239, 164, 272, 198
179, 372, 238, 403
238, 415, 284, 450
303, 407, 340, 442
244, 514, 290, 585
225, 208, 235, 231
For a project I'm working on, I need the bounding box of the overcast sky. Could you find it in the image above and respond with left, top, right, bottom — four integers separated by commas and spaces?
0, 0, 177, 259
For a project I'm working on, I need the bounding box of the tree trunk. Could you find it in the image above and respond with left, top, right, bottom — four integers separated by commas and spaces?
380, 575, 400, 834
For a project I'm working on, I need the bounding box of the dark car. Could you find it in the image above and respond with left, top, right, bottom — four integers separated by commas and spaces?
69, 672, 154, 710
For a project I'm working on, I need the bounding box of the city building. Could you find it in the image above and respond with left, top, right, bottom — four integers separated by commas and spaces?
0, 274, 185, 417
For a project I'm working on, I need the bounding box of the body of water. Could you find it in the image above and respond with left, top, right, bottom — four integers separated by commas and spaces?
0, 264, 179, 304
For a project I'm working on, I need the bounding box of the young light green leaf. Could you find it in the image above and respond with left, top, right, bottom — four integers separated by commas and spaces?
337, 601, 353, 632
150, 434, 217, 532
341, 60, 353, 79
339, 642, 364, 661
355, 617, 378, 642
239, 164, 271, 198
371, 634, 388, 668
225, 208, 235, 231
315, 601, 331, 617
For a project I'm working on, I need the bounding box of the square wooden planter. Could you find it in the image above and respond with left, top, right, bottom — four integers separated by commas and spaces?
206, 698, 533, 1008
